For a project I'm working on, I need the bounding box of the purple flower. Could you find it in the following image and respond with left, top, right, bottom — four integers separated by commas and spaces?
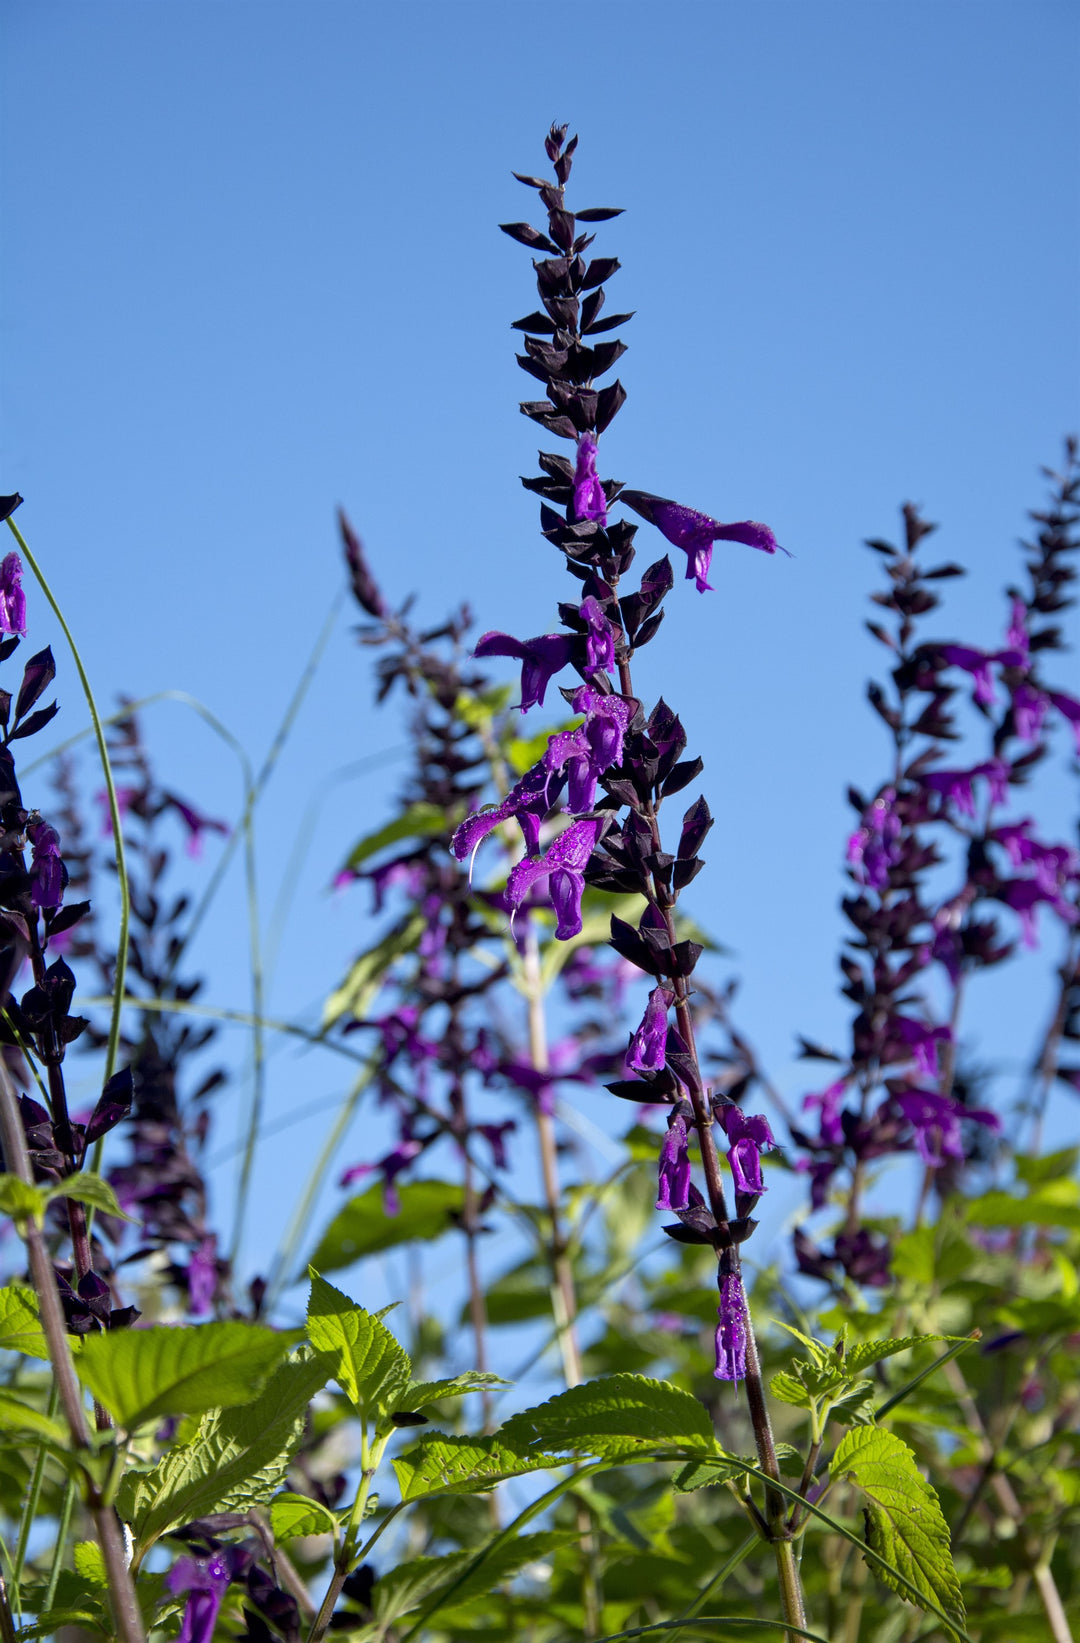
162, 793, 230, 859
628, 984, 673, 1073
573, 435, 607, 525
475, 1120, 515, 1170
579, 595, 616, 674
166, 1554, 232, 1643
1006, 596, 1030, 658
656, 1111, 691, 1210
505, 816, 604, 940
28, 821, 64, 911
938, 645, 997, 708
921, 758, 1010, 817
1012, 683, 1048, 743
186, 1237, 219, 1317
802, 1079, 848, 1147
474, 630, 573, 713
543, 688, 634, 813
340, 1139, 422, 1214
1049, 690, 1080, 755
895, 1089, 1000, 1168
846, 788, 902, 891
0, 554, 26, 637
999, 876, 1078, 948
720, 1106, 775, 1195
620, 490, 787, 594
451, 760, 564, 866
893, 1017, 951, 1081
993, 821, 1079, 897
714, 1271, 748, 1383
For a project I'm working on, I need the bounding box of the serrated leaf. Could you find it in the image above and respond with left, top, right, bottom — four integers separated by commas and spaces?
832, 1426, 965, 1632
72, 1542, 108, 1587
306, 1272, 411, 1419
269, 1491, 338, 1540
119, 1349, 329, 1553
827, 1380, 877, 1426
769, 1371, 813, 1408
393, 1433, 556, 1499
674, 1443, 804, 1492
373, 1531, 572, 1623
398, 1372, 510, 1411
46, 1173, 136, 1223
844, 1335, 961, 1375
322, 912, 427, 1026
340, 802, 448, 873
309, 1179, 465, 1273
0, 1283, 49, 1359
499, 1374, 715, 1459
76, 1320, 298, 1430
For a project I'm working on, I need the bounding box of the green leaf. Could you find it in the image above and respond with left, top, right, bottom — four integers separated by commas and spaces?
0, 1175, 45, 1224
76, 1320, 298, 1430
499, 1374, 715, 1459
309, 1179, 465, 1272
322, 912, 427, 1026
0, 1390, 68, 1446
827, 1380, 877, 1426
340, 802, 448, 874
843, 1335, 961, 1375
0, 1283, 49, 1359
119, 1348, 329, 1553
1015, 1146, 1080, 1186
769, 1371, 813, 1409
269, 1491, 338, 1541
966, 1183, 1080, 1229
538, 891, 645, 988
373, 1531, 572, 1623
393, 1432, 556, 1499
674, 1444, 804, 1492
832, 1426, 965, 1632
306, 1271, 411, 1419
45, 1173, 135, 1222
397, 1372, 509, 1411
72, 1542, 108, 1588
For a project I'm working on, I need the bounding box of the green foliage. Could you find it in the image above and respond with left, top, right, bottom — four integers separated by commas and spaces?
269, 1491, 339, 1540
500, 1374, 716, 1459
832, 1425, 966, 1634
0, 1282, 49, 1359
118, 1348, 329, 1553
399, 1371, 509, 1410
339, 802, 449, 873
309, 1179, 465, 1272
47, 1172, 134, 1222
393, 1432, 557, 1499
0, 1390, 68, 1446
75, 1319, 298, 1430
0, 1174, 45, 1225
372, 1530, 573, 1625
306, 1271, 412, 1420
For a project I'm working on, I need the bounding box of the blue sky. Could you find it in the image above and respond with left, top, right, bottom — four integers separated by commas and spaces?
2, 1, 1078, 1313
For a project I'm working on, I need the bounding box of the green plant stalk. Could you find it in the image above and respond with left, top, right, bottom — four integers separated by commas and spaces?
307, 1428, 389, 1643
78, 992, 372, 1063
229, 800, 266, 1264
7, 517, 130, 1091
11, 1380, 60, 1598
668, 1530, 759, 1639
44, 1476, 77, 1611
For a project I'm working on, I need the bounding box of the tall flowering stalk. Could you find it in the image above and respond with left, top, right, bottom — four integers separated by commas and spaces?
455, 122, 805, 1631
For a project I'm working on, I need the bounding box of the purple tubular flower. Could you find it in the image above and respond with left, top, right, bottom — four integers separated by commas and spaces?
893, 1017, 951, 1081
1000, 876, 1078, 948
573, 435, 608, 525
1006, 596, 1030, 658
579, 595, 616, 674
0, 554, 26, 637
451, 761, 564, 866
1012, 683, 1048, 743
720, 1106, 775, 1195
474, 630, 574, 712
846, 788, 902, 891
620, 489, 788, 594
543, 689, 634, 813
714, 1271, 748, 1383
167, 1554, 232, 1643
1049, 690, 1080, 754
895, 1090, 1000, 1168
802, 1079, 848, 1147
187, 1236, 218, 1316
938, 645, 997, 707
28, 821, 64, 911
656, 1111, 691, 1211
505, 815, 603, 940
628, 983, 673, 1073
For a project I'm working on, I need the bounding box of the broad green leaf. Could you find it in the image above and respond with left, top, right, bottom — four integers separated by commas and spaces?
119, 1349, 329, 1552
827, 1380, 877, 1426
769, 1371, 813, 1409
269, 1491, 338, 1540
0, 1282, 49, 1359
674, 1444, 804, 1492
832, 1426, 965, 1632
306, 1272, 411, 1418
967, 1183, 1080, 1230
455, 683, 514, 730
322, 912, 427, 1026
0, 1390, 68, 1446
398, 1372, 509, 1411
46, 1173, 135, 1222
373, 1531, 572, 1623
0, 1174, 45, 1223
844, 1335, 961, 1375
1015, 1146, 1080, 1186
499, 1374, 715, 1459
76, 1320, 298, 1430
393, 1432, 557, 1499
73, 1542, 108, 1587
309, 1179, 465, 1273
339, 802, 448, 874
773, 1320, 831, 1366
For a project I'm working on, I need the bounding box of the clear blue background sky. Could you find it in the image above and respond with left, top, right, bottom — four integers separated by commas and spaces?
2, 2, 1079, 1309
